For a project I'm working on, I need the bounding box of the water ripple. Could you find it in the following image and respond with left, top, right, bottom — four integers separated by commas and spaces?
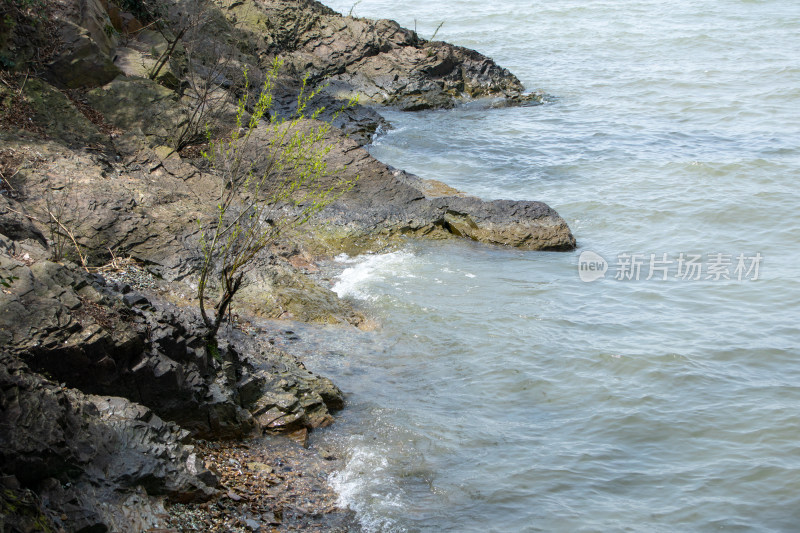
315, 0, 800, 530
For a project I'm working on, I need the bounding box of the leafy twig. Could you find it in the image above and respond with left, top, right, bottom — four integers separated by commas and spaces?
196, 59, 359, 349
430, 21, 445, 41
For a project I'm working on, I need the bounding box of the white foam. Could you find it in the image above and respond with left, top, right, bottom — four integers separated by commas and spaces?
334, 252, 356, 263
329, 445, 405, 533
331, 251, 413, 300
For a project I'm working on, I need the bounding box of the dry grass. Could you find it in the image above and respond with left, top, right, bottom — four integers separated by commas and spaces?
91, 251, 140, 274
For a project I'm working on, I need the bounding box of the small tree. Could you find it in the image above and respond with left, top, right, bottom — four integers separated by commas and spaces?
198, 58, 357, 352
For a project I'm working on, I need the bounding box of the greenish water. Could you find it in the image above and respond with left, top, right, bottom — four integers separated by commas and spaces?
297, 0, 800, 531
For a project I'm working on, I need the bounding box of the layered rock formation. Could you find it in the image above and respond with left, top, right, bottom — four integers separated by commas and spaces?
1, 355, 217, 531
0, 237, 345, 528
224, 0, 535, 110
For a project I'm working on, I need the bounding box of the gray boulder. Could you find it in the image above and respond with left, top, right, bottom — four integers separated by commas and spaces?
0, 355, 218, 531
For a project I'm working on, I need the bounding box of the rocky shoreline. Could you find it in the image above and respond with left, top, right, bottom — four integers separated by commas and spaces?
166, 436, 355, 532
0, 0, 574, 530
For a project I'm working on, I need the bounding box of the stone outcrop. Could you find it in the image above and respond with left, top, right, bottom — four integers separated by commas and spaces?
0, 355, 217, 531
1, 103, 573, 328
226, 0, 533, 110
0, 229, 346, 528
0, 245, 344, 440
237, 125, 575, 252
316, 131, 577, 251
43, 0, 123, 89
4, 0, 573, 257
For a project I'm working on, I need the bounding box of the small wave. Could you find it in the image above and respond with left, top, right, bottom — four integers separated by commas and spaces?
329, 445, 405, 533
332, 251, 415, 300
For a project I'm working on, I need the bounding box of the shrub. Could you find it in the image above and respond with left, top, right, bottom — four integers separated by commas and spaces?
197, 58, 357, 349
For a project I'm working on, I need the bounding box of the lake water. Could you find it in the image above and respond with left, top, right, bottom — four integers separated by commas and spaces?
297, 0, 800, 531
